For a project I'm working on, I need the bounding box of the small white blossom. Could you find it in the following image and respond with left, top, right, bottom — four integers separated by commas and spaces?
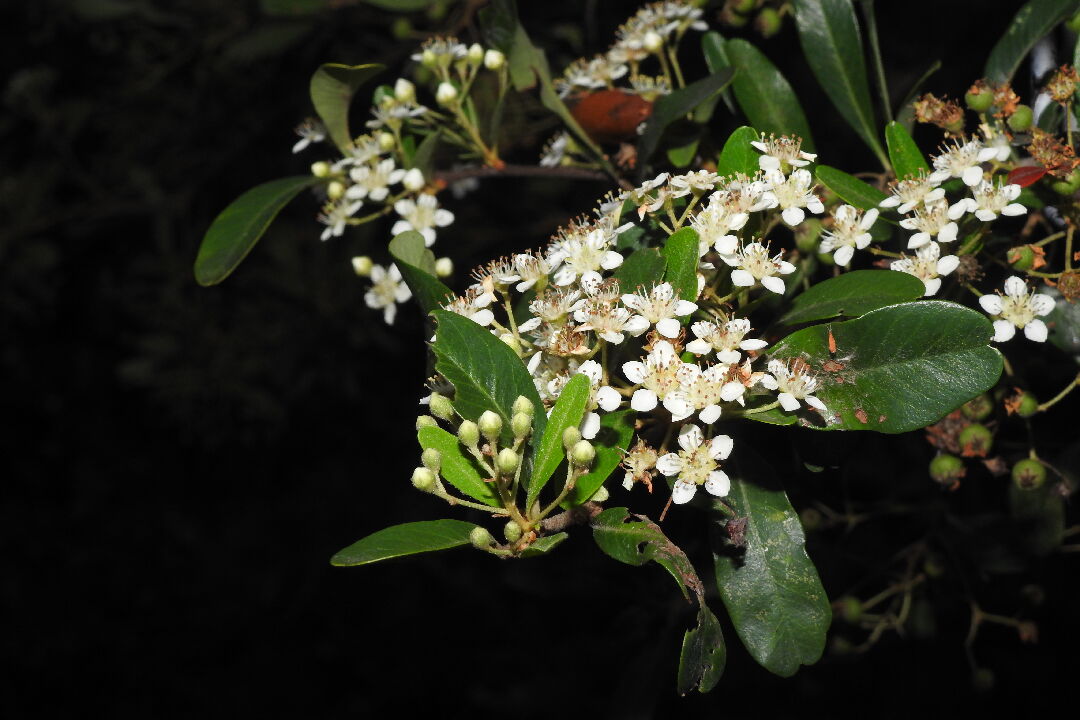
364, 264, 412, 325
763, 359, 827, 414
509, 252, 552, 292
540, 132, 570, 168
391, 194, 454, 246
819, 204, 878, 267
948, 180, 1027, 222
662, 363, 729, 423
751, 133, 817, 172
900, 199, 959, 249
718, 174, 776, 214
548, 226, 625, 286
890, 242, 960, 296
620, 282, 698, 338
292, 118, 326, 154
928, 137, 998, 187
622, 340, 684, 412
573, 299, 648, 344
879, 172, 946, 214
669, 170, 720, 197
690, 194, 748, 256
978, 276, 1055, 343
347, 158, 406, 202
317, 199, 363, 241
720, 241, 796, 294
572, 359, 623, 438
527, 288, 581, 325
763, 169, 824, 226
442, 288, 494, 327
656, 425, 733, 505
685, 318, 768, 363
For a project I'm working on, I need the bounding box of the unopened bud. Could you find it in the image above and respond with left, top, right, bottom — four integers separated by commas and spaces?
351, 256, 373, 276
436, 81, 458, 106
415, 414, 437, 430
420, 48, 438, 68
591, 486, 610, 503
421, 447, 441, 472
394, 78, 416, 103
512, 395, 534, 416
511, 412, 532, 439
562, 426, 581, 450
483, 48, 505, 71
496, 448, 520, 475
478, 410, 503, 442
402, 167, 425, 192
469, 526, 495, 549
411, 467, 436, 492
643, 30, 663, 53
571, 440, 596, 467
434, 257, 453, 277
428, 392, 455, 421
503, 520, 523, 543
310, 161, 331, 178
458, 419, 480, 447
467, 43, 484, 66
1007, 104, 1033, 132
377, 131, 396, 151
326, 180, 345, 200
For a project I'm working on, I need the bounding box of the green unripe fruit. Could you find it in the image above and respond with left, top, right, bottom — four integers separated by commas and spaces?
562, 426, 582, 450
496, 448, 520, 475
929, 453, 965, 485
411, 467, 436, 492
511, 412, 533, 439
428, 392, 455, 421
421, 448, 441, 473
571, 440, 596, 467
469, 526, 495, 549
458, 420, 480, 447
1051, 168, 1080, 195
512, 395, 534, 416
1007, 104, 1033, 132
755, 8, 781, 38
1016, 392, 1039, 418
838, 596, 863, 623
478, 410, 503, 442
415, 415, 438, 430
965, 87, 994, 113
958, 423, 993, 456
503, 520, 523, 543
961, 394, 993, 421
1012, 458, 1047, 490
1008, 245, 1036, 270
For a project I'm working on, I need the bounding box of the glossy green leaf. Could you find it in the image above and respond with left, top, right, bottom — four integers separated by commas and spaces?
726, 39, 814, 151
701, 31, 736, 115
678, 605, 726, 694
667, 137, 700, 168
814, 165, 887, 211
984, 0, 1079, 84
195, 175, 322, 286
713, 449, 830, 677
767, 301, 1003, 433
520, 532, 568, 558
430, 310, 546, 446
528, 373, 590, 509
408, 130, 440, 177
778, 270, 925, 325
793, 0, 885, 166
662, 227, 700, 302
885, 121, 930, 180
309, 63, 384, 153
331, 519, 479, 566
614, 248, 666, 292
637, 68, 735, 163
563, 410, 635, 507
715, 125, 761, 178
389, 231, 453, 315
417, 425, 501, 507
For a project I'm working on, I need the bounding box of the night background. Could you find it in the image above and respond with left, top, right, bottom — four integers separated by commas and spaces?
6, 1, 1079, 717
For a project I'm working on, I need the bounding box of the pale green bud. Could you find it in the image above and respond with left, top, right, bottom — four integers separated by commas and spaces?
310, 161, 331, 178
643, 30, 663, 53
511, 412, 532, 439
377, 132, 396, 151
428, 392, 455, 421
402, 167, 425, 192
415, 415, 438, 430
483, 48, 505, 71
421, 447, 441, 473
571, 440, 596, 467
591, 486, 610, 503
436, 81, 458, 106
421, 48, 438, 68
351, 256, 373, 277
467, 43, 484, 66
512, 395, 534, 416
458, 419, 480, 447
503, 520, 523, 543
496, 448, 520, 475
394, 78, 416, 103
469, 526, 495, 548
326, 180, 345, 200
411, 467, 436, 492
562, 426, 581, 450
478, 410, 503, 442
434, 257, 453, 278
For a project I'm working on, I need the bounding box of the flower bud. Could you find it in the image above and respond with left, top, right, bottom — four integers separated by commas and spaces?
511, 412, 532, 439
591, 486, 610, 503
394, 78, 416, 103
1007, 104, 1033, 132
310, 161, 331, 178
478, 410, 503, 442
961, 393, 993, 421
929, 453, 965, 485
436, 81, 458, 106
571, 439, 596, 467
411, 467, 436, 492
1012, 458, 1047, 490
434, 257, 453, 278
326, 180, 345, 200
483, 48, 505, 71
496, 447, 520, 475
415, 414, 437, 429
467, 43, 484, 66
428, 392, 455, 421
402, 167, 425, 192
643, 30, 663, 53
512, 395, 534, 416
755, 8, 782, 39
351, 255, 373, 277
958, 423, 992, 457
420, 48, 438, 68
421, 447, 441, 473
503, 520, 523, 543
562, 426, 582, 450
458, 419, 480, 447
377, 131, 396, 151
469, 526, 495, 549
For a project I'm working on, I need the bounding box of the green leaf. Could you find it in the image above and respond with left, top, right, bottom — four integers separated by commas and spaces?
984, 0, 1080, 83
614, 247, 666, 292
701, 31, 736, 115
793, 0, 886, 166
431, 310, 546, 446
713, 448, 831, 677
417, 425, 502, 507
885, 121, 930, 180
527, 373, 590, 510
778, 270, 926, 325
726, 39, 814, 151
480, 0, 538, 90
195, 176, 322, 286
814, 165, 887, 211
331, 519, 479, 566
678, 605, 726, 695
637, 68, 735, 164
667, 137, 700, 168
520, 532, 568, 558
715, 125, 761, 178
408, 130, 441, 178
309, 62, 384, 153
389, 231, 453, 315
563, 409, 635, 507
661, 227, 700, 302
767, 301, 1004, 433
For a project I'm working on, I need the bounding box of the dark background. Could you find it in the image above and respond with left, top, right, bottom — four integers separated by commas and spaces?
6, 1, 1078, 717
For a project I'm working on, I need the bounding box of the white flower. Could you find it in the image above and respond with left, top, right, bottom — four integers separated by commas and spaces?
879, 172, 946, 214
764, 359, 827, 413
510, 252, 551, 292
719, 241, 796, 294
347, 158, 406, 202
762, 169, 824, 226
540, 132, 570, 168
442, 289, 494, 327
662, 363, 735, 423
819, 204, 879, 266
574, 300, 648, 344
719, 174, 776, 214
528, 287, 581, 325
669, 170, 720, 197
685, 318, 767, 363
890, 242, 959, 296
690, 195, 748, 256
364, 264, 412, 324
622, 340, 684, 412
978, 276, 1055, 343
900, 199, 958, 250
572, 359, 622, 438
391, 194, 454, 247
620, 282, 698, 338
292, 118, 325, 154
982, 127, 1012, 163
317, 200, 363, 241
751, 133, 817, 172
948, 180, 1027, 222
548, 226, 624, 286
656, 425, 733, 505
928, 137, 998, 187
630, 173, 670, 218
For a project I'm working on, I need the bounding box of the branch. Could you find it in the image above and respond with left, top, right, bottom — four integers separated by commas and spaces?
435, 163, 610, 186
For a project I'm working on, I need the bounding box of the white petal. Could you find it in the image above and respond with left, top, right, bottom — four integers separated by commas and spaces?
656, 453, 683, 476
1004, 276, 1027, 297
1024, 319, 1048, 342
1030, 293, 1055, 316
623, 361, 647, 384
686, 339, 712, 355
704, 471, 730, 498
472, 309, 494, 326
805, 395, 827, 413
880, 196, 900, 208
600, 330, 625, 344
621, 294, 644, 311
778, 392, 800, 412
710, 434, 734, 460
907, 233, 931, 249
518, 317, 541, 332
777, 260, 796, 275
1002, 203, 1027, 217
597, 385, 622, 411
833, 245, 854, 267
758, 155, 781, 171
923, 278, 941, 296
577, 359, 603, 384
978, 294, 1003, 315
992, 319, 1016, 342
975, 210, 997, 222
656, 317, 682, 338
937, 223, 958, 243
699, 405, 722, 424
630, 388, 658, 411
527, 351, 543, 374
760, 275, 786, 294
674, 300, 698, 315
677, 423, 703, 451
714, 236, 739, 255
947, 200, 969, 220
624, 315, 651, 336
936, 255, 960, 276
782, 206, 806, 226
730, 269, 756, 287
962, 165, 984, 186
671, 479, 697, 504
600, 251, 624, 270
663, 394, 693, 421
720, 381, 745, 402
580, 412, 601, 439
